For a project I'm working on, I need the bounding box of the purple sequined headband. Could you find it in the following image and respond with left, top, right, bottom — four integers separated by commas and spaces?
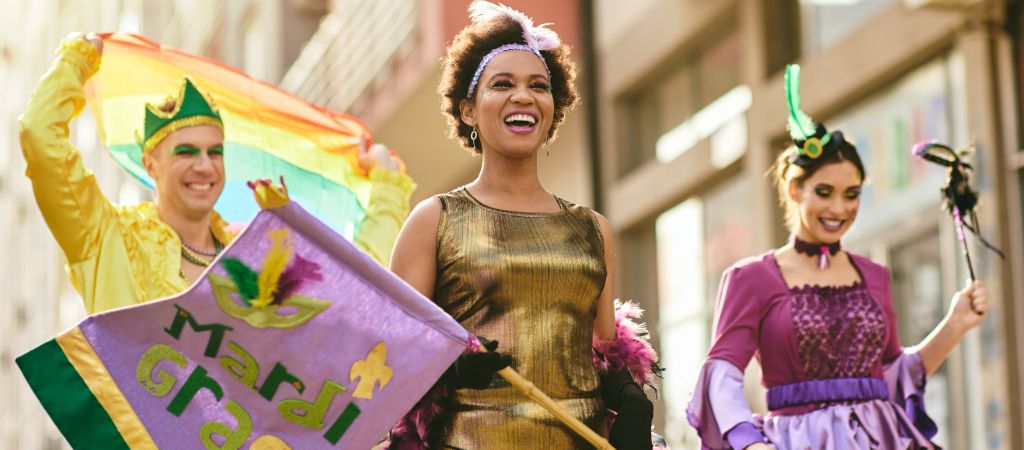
466, 44, 549, 98
464, 1, 560, 98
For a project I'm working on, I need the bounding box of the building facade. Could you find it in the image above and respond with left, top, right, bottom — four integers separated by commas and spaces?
4, 0, 1023, 448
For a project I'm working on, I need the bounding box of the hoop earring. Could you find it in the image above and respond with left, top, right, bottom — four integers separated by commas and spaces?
470, 128, 478, 149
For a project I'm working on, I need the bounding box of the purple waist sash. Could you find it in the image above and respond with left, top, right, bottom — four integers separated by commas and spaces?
766, 377, 889, 410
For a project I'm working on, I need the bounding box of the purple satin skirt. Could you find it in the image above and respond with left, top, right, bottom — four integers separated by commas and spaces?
687, 352, 938, 450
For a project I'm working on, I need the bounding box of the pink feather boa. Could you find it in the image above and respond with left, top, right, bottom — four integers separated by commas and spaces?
380, 383, 449, 449
593, 299, 662, 387
383, 300, 663, 449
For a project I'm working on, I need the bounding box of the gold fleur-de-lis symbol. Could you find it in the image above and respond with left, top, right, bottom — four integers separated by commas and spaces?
349, 342, 393, 400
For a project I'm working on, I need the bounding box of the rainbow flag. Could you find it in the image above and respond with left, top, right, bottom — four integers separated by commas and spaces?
85, 33, 372, 239
17, 198, 471, 449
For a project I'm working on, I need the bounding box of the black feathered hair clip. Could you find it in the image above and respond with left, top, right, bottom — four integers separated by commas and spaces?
785, 64, 850, 168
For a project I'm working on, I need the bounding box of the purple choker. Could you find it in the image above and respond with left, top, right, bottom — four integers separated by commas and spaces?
793, 238, 840, 271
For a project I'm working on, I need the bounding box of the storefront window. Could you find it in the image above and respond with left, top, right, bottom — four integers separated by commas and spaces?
656, 198, 705, 448
656, 175, 756, 448
890, 231, 953, 447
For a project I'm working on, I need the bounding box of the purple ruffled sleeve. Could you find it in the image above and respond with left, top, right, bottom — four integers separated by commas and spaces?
687, 359, 768, 450
686, 264, 773, 449
884, 349, 938, 439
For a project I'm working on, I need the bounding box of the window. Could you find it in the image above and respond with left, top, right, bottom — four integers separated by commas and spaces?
656, 175, 757, 448
800, 0, 897, 57
828, 53, 967, 240
1013, 2, 1024, 152
656, 197, 706, 449
763, 0, 802, 76
890, 231, 953, 447
1020, 169, 1024, 230
618, 28, 743, 176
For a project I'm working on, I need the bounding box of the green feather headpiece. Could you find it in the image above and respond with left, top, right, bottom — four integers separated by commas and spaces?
141, 77, 223, 153
785, 64, 831, 160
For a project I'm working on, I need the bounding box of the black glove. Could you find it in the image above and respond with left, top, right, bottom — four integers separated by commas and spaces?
601, 368, 654, 450
442, 338, 513, 389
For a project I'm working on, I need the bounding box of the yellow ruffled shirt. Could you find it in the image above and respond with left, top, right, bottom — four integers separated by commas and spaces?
19, 38, 415, 315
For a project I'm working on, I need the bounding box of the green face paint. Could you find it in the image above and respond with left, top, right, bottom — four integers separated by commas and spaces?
171, 145, 224, 158
172, 145, 201, 156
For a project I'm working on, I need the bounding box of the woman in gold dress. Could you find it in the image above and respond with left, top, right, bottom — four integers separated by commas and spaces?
387, 2, 656, 449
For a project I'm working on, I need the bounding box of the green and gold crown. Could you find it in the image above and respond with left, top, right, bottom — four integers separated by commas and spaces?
141, 77, 223, 153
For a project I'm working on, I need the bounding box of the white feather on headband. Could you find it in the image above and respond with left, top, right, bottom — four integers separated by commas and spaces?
468, 1, 561, 51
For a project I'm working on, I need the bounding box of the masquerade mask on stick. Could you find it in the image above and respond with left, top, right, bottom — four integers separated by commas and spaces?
912, 141, 1005, 284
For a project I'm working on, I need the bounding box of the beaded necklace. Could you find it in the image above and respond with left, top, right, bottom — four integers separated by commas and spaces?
180, 233, 224, 268
182, 238, 219, 258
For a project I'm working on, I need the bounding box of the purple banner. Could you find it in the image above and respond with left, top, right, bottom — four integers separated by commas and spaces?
80, 202, 469, 449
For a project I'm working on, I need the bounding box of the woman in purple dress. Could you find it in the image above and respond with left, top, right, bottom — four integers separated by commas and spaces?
686, 65, 989, 450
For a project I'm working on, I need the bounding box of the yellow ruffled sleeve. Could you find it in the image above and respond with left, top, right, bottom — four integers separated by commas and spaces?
18, 37, 113, 264
353, 168, 416, 267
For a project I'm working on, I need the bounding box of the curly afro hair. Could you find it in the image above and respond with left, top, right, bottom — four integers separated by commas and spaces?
439, 16, 579, 154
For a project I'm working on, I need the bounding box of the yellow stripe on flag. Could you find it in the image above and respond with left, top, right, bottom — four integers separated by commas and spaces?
56, 328, 157, 449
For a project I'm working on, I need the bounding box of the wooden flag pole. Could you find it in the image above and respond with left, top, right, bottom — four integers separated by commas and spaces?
497, 367, 615, 450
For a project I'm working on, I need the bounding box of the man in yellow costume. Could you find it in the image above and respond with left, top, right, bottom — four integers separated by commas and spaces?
19, 33, 415, 315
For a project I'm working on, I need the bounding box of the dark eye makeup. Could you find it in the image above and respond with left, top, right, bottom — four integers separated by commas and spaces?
487, 77, 551, 92
812, 183, 861, 200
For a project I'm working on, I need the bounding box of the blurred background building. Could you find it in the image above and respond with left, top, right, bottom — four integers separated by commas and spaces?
2, 0, 1023, 448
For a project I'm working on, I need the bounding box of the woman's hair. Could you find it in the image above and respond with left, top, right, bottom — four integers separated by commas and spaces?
439, 16, 578, 154
769, 136, 867, 230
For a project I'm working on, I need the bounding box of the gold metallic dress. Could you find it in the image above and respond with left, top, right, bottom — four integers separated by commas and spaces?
433, 188, 608, 449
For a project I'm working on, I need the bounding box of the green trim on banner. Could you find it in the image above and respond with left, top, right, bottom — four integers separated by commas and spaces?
16, 339, 130, 450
